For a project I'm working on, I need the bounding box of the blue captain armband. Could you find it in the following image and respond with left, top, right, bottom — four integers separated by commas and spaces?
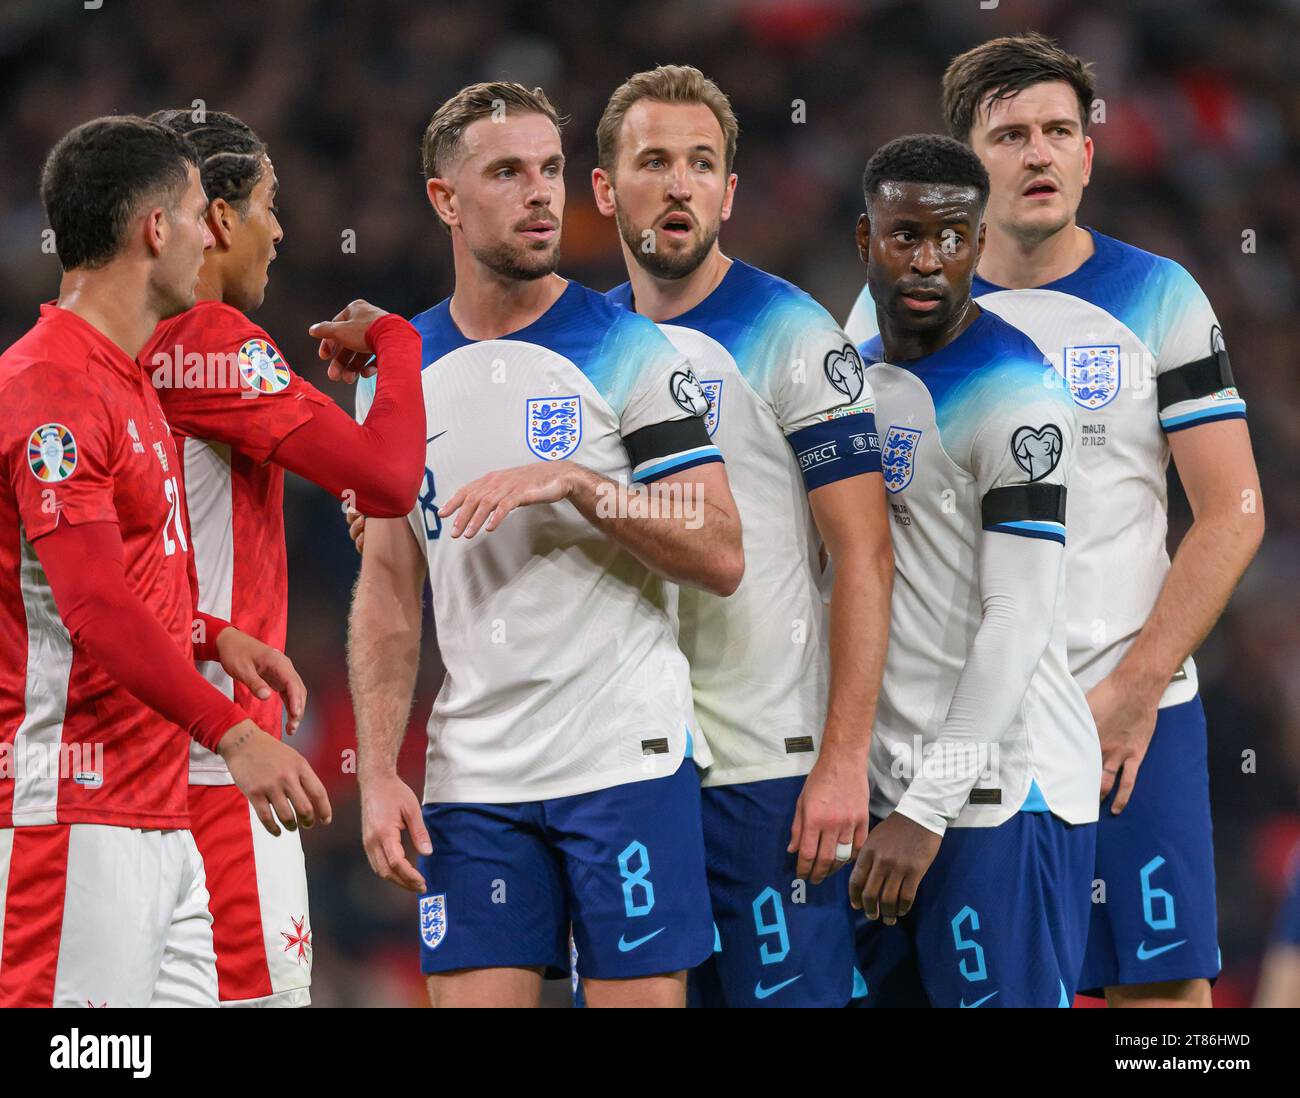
788, 412, 882, 492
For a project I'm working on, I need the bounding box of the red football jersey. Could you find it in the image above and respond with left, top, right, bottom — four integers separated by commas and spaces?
142, 301, 332, 784
0, 305, 195, 828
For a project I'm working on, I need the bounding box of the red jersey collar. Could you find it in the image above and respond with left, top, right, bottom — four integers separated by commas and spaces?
39, 301, 148, 380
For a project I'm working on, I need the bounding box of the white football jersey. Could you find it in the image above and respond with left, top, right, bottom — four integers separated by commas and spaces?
356, 281, 722, 804
847, 230, 1246, 705
608, 260, 882, 787
860, 310, 1100, 830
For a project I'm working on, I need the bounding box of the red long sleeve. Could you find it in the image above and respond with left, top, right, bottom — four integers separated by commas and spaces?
269, 314, 425, 517
34, 521, 248, 752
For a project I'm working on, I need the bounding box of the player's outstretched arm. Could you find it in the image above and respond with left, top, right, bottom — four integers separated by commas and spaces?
790, 472, 892, 884
349, 512, 432, 892
264, 303, 425, 518
1090, 419, 1264, 812
34, 520, 331, 835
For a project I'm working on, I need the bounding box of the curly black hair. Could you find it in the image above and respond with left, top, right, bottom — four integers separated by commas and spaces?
148, 108, 268, 211
861, 133, 990, 209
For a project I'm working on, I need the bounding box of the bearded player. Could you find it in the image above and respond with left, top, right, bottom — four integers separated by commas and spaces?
593, 65, 891, 1007
846, 33, 1264, 1008
350, 83, 744, 1008
139, 109, 425, 1007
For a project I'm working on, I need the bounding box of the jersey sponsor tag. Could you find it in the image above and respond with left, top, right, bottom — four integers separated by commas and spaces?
525, 396, 581, 460
1011, 424, 1063, 481
968, 788, 1002, 805
784, 735, 814, 754
238, 338, 291, 393
27, 422, 78, 482
640, 737, 669, 755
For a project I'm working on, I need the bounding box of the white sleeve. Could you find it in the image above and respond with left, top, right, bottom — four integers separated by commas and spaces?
893, 529, 1063, 835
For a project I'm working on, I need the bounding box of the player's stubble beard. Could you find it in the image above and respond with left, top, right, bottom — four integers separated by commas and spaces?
470, 215, 562, 282
617, 202, 719, 281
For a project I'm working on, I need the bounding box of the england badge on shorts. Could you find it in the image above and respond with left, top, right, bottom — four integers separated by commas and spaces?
1064, 344, 1120, 410
27, 422, 77, 482
526, 395, 581, 460
881, 425, 921, 494
238, 338, 291, 394
420, 894, 447, 950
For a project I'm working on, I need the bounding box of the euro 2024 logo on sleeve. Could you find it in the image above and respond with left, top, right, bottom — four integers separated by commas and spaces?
526, 396, 582, 460
881, 425, 921, 493
237, 338, 291, 394
28, 423, 78, 482
420, 893, 447, 950
1063, 344, 1120, 410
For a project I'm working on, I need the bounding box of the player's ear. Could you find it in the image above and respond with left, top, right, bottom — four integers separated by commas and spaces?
1081, 133, 1094, 189
427, 177, 456, 231
142, 205, 168, 258
591, 167, 616, 218
207, 197, 236, 250
976, 218, 986, 261
720, 172, 738, 223
855, 212, 871, 262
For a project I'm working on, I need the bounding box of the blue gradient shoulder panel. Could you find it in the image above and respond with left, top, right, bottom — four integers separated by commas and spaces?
971, 228, 1203, 357
608, 259, 844, 384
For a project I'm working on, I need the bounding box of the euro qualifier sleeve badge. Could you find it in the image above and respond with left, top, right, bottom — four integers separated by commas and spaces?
525, 396, 582, 460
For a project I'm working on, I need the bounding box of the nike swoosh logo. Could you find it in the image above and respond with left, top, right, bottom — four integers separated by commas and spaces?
427, 430, 447, 444
754, 974, 803, 1000
616, 927, 665, 952
1136, 938, 1187, 961
959, 991, 999, 1008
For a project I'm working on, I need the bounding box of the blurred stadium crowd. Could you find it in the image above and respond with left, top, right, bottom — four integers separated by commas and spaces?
1, 0, 1297, 1006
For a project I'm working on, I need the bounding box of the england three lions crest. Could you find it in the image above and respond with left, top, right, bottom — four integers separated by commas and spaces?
701, 379, 722, 437
420, 894, 447, 950
881, 425, 921, 494
1064, 344, 1120, 410
526, 396, 582, 461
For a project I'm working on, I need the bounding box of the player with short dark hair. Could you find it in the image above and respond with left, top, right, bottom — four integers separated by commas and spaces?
0, 115, 330, 1008
847, 133, 1100, 1008
349, 82, 744, 1008
139, 108, 425, 1006
846, 32, 1265, 1009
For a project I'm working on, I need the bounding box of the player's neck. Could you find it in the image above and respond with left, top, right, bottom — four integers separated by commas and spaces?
449, 265, 567, 341
623, 244, 732, 323
977, 221, 1094, 290
55, 265, 163, 361
879, 297, 981, 363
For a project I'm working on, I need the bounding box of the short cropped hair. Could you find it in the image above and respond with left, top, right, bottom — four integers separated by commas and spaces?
40, 115, 199, 270
420, 81, 563, 180
861, 134, 991, 209
596, 64, 739, 175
